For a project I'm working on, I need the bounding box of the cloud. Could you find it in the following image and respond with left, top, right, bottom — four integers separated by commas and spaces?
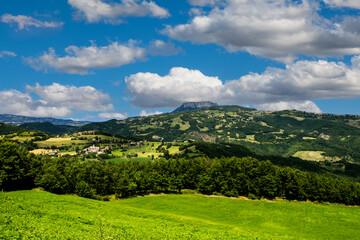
0, 83, 113, 117
125, 56, 360, 112
148, 40, 182, 56
225, 55, 360, 104
1, 14, 63, 30
163, 0, 360, 63
0, 51, 16, 58
68, 0, 169, 23
254, 101, 322, 113
26, 40, 180, 74
323, 0, 360, 9
139, 110, 163, 116
125, 67, 225, 108
98, 112, 128, 119
25, 41, 147, 74
188, 0, 224, 7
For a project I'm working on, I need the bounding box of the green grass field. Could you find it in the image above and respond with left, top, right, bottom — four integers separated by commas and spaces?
293, 151, 341, 162
111, 142, 183, 159
1, 190, 360, 239
33, 134, 114, 148
34, 137, 88, 148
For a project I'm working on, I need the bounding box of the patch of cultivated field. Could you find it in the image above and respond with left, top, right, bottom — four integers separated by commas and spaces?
170, 117, 191, 130
58, 151, 77, 156
35, 137, 87, 147
1, 190, 360, 239
293, 151, 340, 162
74, 134, 115, 140
30, 149, 59, 155
241, 135, 260, 144
10, 131, 37, 142
111, 143, 183, 162
112, 142, 160, 157
11, 136, 35, 142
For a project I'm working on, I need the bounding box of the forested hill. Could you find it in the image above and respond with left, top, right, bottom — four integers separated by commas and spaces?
19, 122, 78, 135
0, 122, 24, 135
79, 105, 360, 163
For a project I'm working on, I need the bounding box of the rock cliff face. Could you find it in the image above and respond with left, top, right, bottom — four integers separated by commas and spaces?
172, 101, 218, 113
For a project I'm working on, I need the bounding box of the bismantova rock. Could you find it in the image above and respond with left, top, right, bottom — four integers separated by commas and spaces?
172, 101, 218, 113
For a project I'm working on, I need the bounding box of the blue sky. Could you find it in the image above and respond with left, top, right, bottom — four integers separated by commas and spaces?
1, 0, 360, 121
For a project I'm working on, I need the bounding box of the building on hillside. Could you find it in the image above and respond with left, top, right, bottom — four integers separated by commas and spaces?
83, 145, 105, 155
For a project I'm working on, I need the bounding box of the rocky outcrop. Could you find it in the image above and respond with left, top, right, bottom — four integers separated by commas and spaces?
172, 101, 218, 113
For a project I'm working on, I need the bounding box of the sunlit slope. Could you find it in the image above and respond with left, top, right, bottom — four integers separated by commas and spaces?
78, 105, 360, 162
1, 190, 360, 239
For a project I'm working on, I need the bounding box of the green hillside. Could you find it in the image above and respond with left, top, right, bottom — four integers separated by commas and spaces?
0, 122, 24, 135
20, 122, 78, 135
79, 106, 360, 162
1, 190, 360, 240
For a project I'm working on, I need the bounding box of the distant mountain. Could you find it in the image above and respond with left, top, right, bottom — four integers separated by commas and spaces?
172, 101, 218, 113
0, 114, 90, 126
20, 122, 78, 135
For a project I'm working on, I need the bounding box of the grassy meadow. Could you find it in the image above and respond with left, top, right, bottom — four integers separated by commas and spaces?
293, 151, 341, 162
1, 190, 360, 239
110, 142, 184, 162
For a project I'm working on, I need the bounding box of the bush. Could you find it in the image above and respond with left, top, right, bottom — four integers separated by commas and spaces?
75, 181, 96, 199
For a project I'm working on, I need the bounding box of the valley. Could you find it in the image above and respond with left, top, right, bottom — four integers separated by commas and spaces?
1, 190, 360, 240
2, 105, 360, 239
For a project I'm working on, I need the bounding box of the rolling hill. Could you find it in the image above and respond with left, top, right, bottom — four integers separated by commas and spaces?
79, 105, 360, 163
19, 122, 78, 135
2, 190, 360, 240
0, 122, 24, 135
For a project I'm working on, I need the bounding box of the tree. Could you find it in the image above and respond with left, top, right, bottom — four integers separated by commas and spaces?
0, 141, 39, 191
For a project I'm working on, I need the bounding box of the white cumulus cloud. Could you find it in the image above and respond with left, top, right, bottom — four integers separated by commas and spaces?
0, 83, 113, 117
25, 41, 147, 75
125, 56, 360, 112
1, 14, 63, 30
98, 112, 128, 119
68, 0, 170, 23
225, 56, 360, 104
25, 40, 180, 74
254, 101, 322, 113
163, 0, 360, 62
139, 110, 163, 117
125, 67, 225, 108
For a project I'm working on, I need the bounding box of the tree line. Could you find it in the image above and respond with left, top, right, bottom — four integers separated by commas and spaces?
1, 140, 360, 205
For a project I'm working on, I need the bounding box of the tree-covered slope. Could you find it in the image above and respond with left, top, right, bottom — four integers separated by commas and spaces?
0, 122, 24, 135
20, 122, 78, 135
79, 106, 360, 162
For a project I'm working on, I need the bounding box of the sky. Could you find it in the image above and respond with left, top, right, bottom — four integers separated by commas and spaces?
1, 0, 360, 121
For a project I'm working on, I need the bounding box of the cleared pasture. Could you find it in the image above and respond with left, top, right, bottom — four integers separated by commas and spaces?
1, 190, 359, 239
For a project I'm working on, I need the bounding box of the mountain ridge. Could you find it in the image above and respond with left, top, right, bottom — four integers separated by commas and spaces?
0, 114, 91, 126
